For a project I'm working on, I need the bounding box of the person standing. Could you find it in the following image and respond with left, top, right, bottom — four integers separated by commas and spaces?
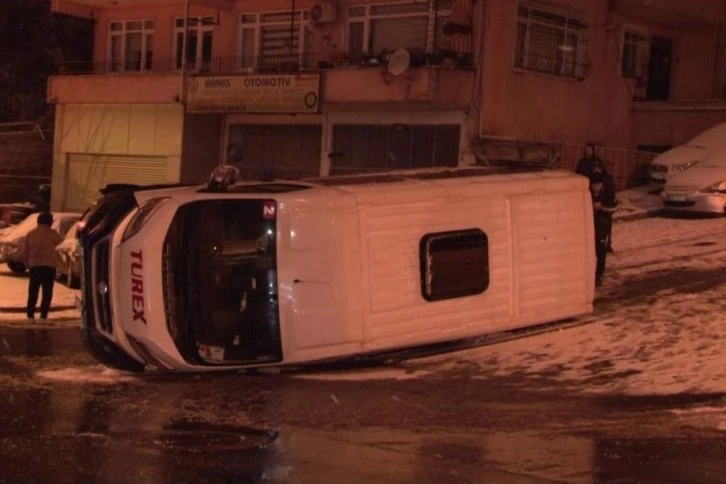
575, 143, 603, 180
23, 212, 62, 323
589, 168, 618, 287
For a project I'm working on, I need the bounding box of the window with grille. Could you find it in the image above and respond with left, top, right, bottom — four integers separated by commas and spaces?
175, 16, 215, 72
346, 1, 451, 64
239, 11, 313, 71
514, 4, 589, 79
108, 20, 154, 72
621, 28, 649, 79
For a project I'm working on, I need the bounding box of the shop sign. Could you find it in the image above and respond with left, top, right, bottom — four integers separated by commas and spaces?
186, 73, 320, 114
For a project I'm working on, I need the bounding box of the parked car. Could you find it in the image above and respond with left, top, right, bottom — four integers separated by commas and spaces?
0, 202, 40, 229
0, 212, 81, 273
56, 221, 81, 287
661, 147, 726, 215
649, 122, 726, 185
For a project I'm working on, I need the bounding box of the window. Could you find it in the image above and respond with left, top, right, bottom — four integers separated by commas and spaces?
239, 11, 313, 71
108, 20, 154, 72
346, 1, 450, 63
420, 229, 489, 301
621, 28, 649, 79
175, 16, 215, 72
514, 4, 589, 79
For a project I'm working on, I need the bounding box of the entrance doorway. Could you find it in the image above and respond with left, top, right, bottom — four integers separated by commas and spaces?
646, 37, 672, 101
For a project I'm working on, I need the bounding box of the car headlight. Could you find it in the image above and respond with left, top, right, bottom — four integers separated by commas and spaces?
698, 182, 725, 194
122, 197, 170, 241
672, 161, 699, 172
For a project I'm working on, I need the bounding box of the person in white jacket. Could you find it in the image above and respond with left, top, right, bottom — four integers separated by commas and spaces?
23, 212, 62, 323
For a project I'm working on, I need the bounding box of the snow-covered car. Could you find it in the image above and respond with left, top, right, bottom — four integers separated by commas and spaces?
0, 202, 39, 229
0, 212, 81, 273
661, 147, 726, 215
55, 220, 81, 287
649, 122, 726, 185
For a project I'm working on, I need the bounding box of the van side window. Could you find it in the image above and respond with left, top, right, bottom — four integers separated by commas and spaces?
420, 229, 489, 301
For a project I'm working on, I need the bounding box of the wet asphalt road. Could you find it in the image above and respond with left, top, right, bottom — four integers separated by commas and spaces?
0, 323, 724, 483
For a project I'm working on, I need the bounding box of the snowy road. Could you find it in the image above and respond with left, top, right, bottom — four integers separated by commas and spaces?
302, 216, 726, 399
0, 215, 725, 483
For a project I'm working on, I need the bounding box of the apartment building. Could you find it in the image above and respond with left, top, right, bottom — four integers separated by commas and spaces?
48, 0, 726, 210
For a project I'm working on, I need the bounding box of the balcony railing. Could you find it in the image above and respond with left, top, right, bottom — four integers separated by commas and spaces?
55, 49, 475, 76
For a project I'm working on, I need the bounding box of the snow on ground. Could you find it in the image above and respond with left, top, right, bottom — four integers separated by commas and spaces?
1, 211, 724, 398
302, 216, 726, 398
0, 266, 79, 323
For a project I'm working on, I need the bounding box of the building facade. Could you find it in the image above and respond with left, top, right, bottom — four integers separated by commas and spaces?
48, 0, 726, 210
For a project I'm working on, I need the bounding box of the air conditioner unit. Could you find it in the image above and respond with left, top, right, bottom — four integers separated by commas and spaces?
310, 1, 336, 24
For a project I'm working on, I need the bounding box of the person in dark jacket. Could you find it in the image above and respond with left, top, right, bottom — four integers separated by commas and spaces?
589, 168, 618, 287
576, 143, 603, 180
22, 212, 62, 323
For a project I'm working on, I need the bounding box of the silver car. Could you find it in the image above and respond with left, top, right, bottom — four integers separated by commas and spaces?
661, 148, 726, 215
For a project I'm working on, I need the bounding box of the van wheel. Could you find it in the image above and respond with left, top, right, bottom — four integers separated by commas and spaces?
7, 260, 26, 273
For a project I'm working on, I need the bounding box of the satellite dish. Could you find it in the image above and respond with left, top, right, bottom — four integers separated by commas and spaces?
386, 48, 411, 76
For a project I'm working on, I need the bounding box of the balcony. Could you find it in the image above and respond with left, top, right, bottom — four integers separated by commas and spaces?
48, 50, 475, 107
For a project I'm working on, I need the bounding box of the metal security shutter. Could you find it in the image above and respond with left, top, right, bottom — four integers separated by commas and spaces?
227, 124, 322, 180
65, 154, 168, 211
330, 125, 460, 175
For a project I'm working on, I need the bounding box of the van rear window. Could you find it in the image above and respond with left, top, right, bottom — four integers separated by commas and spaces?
420, 229, 489, 301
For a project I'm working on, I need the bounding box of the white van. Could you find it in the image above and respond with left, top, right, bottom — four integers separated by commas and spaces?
649, 122, 726, 185
78, 167, 596, 373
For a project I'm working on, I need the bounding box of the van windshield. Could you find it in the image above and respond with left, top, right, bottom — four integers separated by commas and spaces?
686, 123, 726, 149
163, 199, 282, 366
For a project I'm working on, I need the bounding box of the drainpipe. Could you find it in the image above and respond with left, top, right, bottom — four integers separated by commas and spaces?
290, 0, 296, 59
180, 0, 190, 105
476, 0, 492, 140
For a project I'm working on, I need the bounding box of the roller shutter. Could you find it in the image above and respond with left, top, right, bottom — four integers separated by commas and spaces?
65, 154, 168, 211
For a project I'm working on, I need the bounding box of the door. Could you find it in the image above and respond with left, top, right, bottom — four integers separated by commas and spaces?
226, 124, 322, 180
65, 154, 169, 211
330, 124, 460, 175
646, 37, 672, 101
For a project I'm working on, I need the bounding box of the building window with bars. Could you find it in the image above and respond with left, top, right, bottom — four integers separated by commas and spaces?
346, 1, 451, 65
239, 11, 313, 71
621, 28, 649, 79
108, 20, 154, 72
514, 4, 589, 80
175, 16, 215, 72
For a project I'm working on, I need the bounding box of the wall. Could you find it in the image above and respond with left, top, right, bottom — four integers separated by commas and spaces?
478, 0, 635, 147
180, 113, 223, 183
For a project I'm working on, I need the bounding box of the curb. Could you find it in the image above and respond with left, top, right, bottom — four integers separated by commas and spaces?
0, 305, 77, 314
613, 208, 663, 223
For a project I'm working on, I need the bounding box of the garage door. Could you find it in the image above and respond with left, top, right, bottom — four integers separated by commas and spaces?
330, 125, 460, 175
65, 154, 169, 211
227, 124, 322, 180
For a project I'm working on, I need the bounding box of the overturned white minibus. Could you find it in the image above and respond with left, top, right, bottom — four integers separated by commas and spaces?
78, 167, 595, 372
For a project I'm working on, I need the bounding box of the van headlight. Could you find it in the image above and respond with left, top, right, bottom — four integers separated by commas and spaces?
672, 161, 698, 172
122, 197, 170, 241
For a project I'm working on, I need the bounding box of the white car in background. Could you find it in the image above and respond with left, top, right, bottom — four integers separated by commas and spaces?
649, 122, 726, 185
0, 212, 81, 273
661, 147, 726, 215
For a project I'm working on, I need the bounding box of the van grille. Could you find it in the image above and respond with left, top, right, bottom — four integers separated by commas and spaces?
93, 240, 114, 334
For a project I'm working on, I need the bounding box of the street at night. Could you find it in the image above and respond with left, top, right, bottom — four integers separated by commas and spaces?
1, 215, 724, 483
